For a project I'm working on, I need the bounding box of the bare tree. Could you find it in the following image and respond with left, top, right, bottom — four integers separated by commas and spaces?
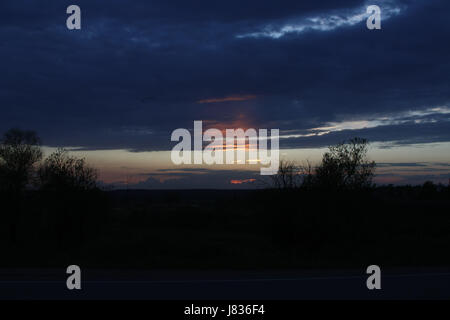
298, 160, 315, 189
269, 160, 299, 189
0, 128, 42, 244
38, 148, 98, 192
268, 160, 315, 189
0, 128, 42, 193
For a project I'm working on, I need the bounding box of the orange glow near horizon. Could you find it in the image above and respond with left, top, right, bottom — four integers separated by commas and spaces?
230, 179, 256, 184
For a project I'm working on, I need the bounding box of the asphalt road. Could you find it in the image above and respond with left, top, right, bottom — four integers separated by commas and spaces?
1, 268, 449, 299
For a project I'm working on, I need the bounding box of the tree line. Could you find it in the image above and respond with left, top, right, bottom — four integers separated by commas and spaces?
0, 128, 100, 246
269, 137, 376, 190
0, 128, 98, 194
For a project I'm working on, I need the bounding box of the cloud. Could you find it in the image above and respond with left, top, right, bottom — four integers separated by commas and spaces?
230, 178, 256, 184
1, 0, 449, 156
297, 106, 450, 136
109, 169, 262, 189
197, 94, 258, 104
378, 162, 427, 167
237, 0, 404, 39
279, 120, 450, 150
374, 173, 450, 185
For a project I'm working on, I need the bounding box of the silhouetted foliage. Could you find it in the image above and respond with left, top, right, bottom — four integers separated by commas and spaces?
270, 160, 300, 189
314, 137, 375, 190
0, 128, 42, 193
38, 148, 98, 192
269, 160, 314, 189
0, 128, 42, 244
37, 149, 106, 250
269, 138, 375, 191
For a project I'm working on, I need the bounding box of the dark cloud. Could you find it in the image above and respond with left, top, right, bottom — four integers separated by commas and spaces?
378, 163, 427, 167
0, 0, 449, 152
0, 0, 364, 26
280, 119, 450, 149
108, 169, 261, 189
374, 173, 450, 185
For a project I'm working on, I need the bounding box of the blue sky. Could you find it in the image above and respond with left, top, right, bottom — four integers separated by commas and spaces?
1, 0, 449, 188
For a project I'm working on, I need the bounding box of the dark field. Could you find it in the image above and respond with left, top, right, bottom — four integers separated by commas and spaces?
1, 186, 450, 270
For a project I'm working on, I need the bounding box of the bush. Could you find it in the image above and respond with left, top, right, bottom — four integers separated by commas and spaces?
314, 137, 375, 190
0, 128, 42, 193
38, 148, 98, 192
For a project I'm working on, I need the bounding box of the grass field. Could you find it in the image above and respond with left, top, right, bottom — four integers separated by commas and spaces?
1, 187, 450, 270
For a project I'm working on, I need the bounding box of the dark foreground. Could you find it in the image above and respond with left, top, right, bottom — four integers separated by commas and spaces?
1, 268, 450, 299
1, 187, 450, 299
2, 187, 450, 270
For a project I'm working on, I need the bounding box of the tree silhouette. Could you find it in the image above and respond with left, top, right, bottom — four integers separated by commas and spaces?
38, 148, 98, 192
270, 160, 314, 189
0, 128, 42, 244
0, 128, 42, 193
315, 137, 375, 190
270, 160, 300, 189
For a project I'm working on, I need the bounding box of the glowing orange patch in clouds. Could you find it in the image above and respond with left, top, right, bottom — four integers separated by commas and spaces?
197, 94, 257, 104
203, 113, 255, 138
230, 179, 256, 184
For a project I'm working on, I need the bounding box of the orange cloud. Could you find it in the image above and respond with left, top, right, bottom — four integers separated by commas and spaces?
230, 179, 256, 184
197, 94, 257, 104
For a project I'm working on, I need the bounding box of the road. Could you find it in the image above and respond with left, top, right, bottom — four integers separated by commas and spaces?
1, 268, 449, 299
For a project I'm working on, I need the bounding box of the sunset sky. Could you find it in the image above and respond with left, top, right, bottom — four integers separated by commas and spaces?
1, 0, 449, 188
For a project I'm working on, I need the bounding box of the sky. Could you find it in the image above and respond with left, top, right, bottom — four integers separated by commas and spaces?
1, 0, 449, 188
